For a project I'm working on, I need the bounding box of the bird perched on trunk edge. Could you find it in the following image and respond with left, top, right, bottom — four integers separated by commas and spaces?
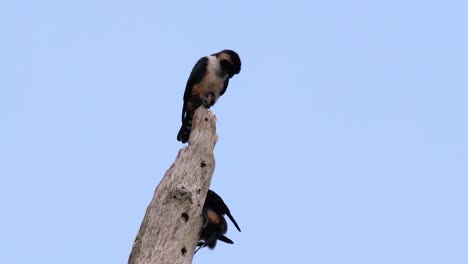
177, 50, 241, 143
196, 189, 241, 253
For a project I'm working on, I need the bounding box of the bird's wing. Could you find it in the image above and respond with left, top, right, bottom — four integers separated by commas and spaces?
206, 190, 241, 232
181, 57, 208, 121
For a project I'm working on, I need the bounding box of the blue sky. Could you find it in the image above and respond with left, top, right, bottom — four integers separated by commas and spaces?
1, 1, 467, 263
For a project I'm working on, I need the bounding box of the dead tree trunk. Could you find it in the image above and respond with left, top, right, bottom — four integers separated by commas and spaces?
129, 107, 218, 264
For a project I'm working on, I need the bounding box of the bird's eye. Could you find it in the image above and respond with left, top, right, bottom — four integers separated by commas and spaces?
220, 60, 231, 68
220, 60, 235, 75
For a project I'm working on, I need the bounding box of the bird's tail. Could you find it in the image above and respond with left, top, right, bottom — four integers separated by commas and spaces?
218, 235, 234, 244
226, 212, 241, 232
177, 112, 193, 143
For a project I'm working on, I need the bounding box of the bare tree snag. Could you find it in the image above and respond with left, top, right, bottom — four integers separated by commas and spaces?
129, 107, 218, 264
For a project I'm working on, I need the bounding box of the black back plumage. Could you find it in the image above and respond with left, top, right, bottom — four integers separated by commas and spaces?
181, 57, 208, 122
177, 57, 208, 143
204, 190, 241, 232
196, 189, 241, 252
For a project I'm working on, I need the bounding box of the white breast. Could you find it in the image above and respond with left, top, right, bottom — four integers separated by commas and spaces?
207, 55, 220, 73
207, 55, 228, 80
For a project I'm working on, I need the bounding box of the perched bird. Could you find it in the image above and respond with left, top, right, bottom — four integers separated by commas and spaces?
196, 189, 241, 253
177, 50, 241, 143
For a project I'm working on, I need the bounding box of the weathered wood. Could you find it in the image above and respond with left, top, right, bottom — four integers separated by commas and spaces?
129, 107, 218, 264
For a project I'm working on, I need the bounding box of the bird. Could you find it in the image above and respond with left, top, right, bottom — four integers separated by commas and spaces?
195, 189, 241, 253
177, 50, 241, 143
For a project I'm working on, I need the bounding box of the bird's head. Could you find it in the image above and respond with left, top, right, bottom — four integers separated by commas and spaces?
214, 49, 241, 78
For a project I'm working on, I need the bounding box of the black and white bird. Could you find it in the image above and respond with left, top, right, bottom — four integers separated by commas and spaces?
177, 50, 241, 143
196, 189, 241, 253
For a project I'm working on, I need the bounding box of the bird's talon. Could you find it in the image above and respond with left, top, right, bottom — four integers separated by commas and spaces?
202, 98, 210, 108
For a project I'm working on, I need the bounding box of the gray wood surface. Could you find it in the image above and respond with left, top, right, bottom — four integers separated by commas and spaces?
129, 107, 218, 264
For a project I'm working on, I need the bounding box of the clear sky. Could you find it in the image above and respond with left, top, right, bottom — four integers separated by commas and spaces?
1, 1, 467, 263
